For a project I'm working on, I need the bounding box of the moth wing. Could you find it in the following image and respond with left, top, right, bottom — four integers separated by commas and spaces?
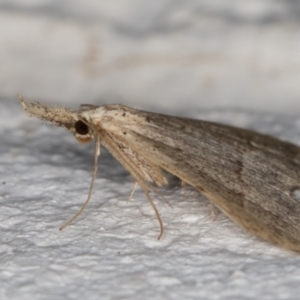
101, 133, 167, 187
122, 112, 300, 251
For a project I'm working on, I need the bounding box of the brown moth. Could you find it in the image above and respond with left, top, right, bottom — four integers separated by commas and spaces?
18, 94, 300, 252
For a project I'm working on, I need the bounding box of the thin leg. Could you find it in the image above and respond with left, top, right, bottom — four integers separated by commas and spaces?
210, 201, 217, 221
126, 182, 138, 203
60, 134, 101, 230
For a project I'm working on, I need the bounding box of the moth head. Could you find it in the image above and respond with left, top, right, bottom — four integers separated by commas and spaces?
73, 119, 93, 144
18, 94, 94, 144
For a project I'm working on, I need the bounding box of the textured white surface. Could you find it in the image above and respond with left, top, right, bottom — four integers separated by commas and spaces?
2, 1, 300, 299
2, 100, 300, 300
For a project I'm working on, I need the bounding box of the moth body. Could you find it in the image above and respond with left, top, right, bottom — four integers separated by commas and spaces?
19, 95, 300, 252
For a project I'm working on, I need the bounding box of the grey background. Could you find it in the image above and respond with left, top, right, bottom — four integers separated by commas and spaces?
1, 0, 300, 113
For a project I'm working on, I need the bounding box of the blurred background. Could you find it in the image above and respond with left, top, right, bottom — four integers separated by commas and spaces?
1, 0, 300, 114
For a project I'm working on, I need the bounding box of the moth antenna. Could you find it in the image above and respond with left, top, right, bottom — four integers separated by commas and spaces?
60, 134, 101, 230
126, 182, 138, 203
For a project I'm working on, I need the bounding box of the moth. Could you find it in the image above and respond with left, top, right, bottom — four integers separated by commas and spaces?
18, 94, 300, 252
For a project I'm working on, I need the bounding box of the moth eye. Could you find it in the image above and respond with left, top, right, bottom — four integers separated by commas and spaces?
75, 120, 89, 135
74, 120, 92, 143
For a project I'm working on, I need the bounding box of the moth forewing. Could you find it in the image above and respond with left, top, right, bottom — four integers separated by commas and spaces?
19, 95, 300, 252
84, 105, 300, 251
111, 140, 167, 186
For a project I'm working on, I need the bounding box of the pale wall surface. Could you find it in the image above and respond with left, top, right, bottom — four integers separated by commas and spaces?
1, 0, 300, 113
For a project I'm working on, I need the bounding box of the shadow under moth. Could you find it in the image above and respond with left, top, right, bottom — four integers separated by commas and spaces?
18, 94, 300, 253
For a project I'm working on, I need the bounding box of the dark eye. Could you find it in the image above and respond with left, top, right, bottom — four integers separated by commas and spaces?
75, 120, 89, 135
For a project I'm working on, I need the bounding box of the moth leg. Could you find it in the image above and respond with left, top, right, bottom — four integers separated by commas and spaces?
140, 186, 164, 240
101, 132, 165, 239
146, 186, 173, 209
126, 182, 138, 203
123, 177, 164, 239
210, 201, 217, 221
60, 134, 101, 230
